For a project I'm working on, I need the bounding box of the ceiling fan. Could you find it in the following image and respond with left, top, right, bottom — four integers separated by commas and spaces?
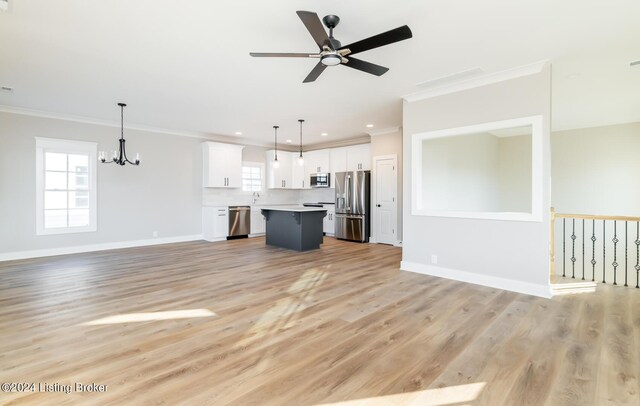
249, 11, 412, 83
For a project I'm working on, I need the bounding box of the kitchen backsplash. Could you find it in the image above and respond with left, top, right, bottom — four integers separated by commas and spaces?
202, 187, 334, 206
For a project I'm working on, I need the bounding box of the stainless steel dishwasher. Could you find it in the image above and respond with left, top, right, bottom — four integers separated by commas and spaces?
228, 206, 251, 238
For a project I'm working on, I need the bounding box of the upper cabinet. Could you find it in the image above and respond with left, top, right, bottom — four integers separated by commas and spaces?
202, 142, 244, 188
305, 150, 331, 174
346, 144, 371, 171
303, 150, 330, 189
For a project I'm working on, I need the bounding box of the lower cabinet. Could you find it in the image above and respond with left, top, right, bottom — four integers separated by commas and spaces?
203, 206, 229, 241
250, 207, 265, 235
323, 207, 335, 236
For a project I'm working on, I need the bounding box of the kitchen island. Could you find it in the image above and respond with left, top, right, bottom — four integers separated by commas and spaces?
260, 206, 327, 251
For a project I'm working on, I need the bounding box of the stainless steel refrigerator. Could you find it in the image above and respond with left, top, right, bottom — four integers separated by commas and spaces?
335, 171, 370, 242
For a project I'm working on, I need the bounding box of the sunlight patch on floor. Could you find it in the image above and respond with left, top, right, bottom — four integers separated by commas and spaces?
80, 309, 217, 325
233, 267, 328, 348
314, 382, 486, 406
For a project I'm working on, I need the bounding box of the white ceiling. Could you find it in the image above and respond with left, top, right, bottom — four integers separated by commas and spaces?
1, 0, 639, 145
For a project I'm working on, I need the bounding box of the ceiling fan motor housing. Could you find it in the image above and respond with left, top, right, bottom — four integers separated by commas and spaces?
321, 54, 342, 66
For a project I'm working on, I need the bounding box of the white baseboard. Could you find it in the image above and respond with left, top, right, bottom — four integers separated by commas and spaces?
0, 234, 204, 262
400, 261, 552, 298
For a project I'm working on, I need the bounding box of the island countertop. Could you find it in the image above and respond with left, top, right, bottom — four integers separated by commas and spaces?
260, 206, 327, 212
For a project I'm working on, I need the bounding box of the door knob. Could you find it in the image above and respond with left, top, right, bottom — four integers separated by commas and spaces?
376, 204, 381, 207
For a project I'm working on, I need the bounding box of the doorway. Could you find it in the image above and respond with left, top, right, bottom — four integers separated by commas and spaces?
373, 155, 398, 245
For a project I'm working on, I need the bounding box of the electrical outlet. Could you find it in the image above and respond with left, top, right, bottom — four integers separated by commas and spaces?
152, 231, 158, 238
431, 254, 438, 264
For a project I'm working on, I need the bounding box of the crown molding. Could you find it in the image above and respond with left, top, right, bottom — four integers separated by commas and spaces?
402, 60, 550, 103
0, 104, 280, 149
303, 135, 371, 151
367, 126, 401, 137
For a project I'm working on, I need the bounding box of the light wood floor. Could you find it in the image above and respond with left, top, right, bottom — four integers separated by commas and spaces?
0, 237, 638, 405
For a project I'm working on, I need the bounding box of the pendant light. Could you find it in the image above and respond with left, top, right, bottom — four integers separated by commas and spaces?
272, 125, 280, 168
99, 103, 140, 166
297, 119, 305, 166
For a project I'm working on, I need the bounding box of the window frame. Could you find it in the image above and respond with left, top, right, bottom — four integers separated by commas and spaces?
241, 161, 264, 194
35, 137, 98, 235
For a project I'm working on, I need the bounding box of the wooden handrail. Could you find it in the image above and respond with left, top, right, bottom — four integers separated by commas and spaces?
554, 213, 640, 222
550, 207, 640, 282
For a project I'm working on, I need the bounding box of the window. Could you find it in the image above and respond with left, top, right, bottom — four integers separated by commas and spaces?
242, 163, 263, 192
36, 137, 97, 235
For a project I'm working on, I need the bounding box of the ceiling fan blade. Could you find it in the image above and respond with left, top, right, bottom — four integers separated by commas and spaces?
296, 11, 330, 50
303, 62, 327, 83
339, 25, 412, 55
342, 57, 389, 76
250, 52, 316, 58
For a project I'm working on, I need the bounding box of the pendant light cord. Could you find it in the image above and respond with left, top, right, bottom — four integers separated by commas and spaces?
273, 125, 279, 160
120, 105, 124, 140
298, 119, 304, 157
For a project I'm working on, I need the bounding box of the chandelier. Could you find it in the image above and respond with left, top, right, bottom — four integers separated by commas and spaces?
99, 103, 140, 166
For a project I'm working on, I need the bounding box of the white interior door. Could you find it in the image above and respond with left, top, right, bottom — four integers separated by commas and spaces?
375, 157, 397, 245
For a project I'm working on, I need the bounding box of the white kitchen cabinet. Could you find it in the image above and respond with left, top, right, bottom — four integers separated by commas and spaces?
250, 207, 265, 235
202, 206, 229, 241
291, 158, 307, 189
346, 144, 371, 171
305, 150, 330, 174
304, 150, 330, 187
266, 150, 292, 189
323, 206, 335, 236
202, 142, 244, 188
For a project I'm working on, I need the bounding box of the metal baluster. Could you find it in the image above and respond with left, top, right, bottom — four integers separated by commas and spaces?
591, 219, 596, 282
571, 219, 577, 278
603, 220, 606, 284
612, 221, 618, 285
582, 219, 585, 280
635, 222, 640, 289
562, 219, 566, 278
625, 221, 628, 287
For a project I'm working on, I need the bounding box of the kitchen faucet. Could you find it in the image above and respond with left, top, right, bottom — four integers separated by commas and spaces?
252, 191, 260, 204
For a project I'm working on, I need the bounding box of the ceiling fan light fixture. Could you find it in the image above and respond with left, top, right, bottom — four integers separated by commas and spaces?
321, 54, 341, 66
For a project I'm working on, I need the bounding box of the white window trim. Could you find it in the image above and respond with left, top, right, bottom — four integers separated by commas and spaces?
35, 137, 98, 235
241, 161, 265, 194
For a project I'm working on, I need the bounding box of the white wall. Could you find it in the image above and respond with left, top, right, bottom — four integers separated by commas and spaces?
0, 111, 202, 256
402, 65, 552, 297
371, 130, 403, 241
552, 122, 640, 216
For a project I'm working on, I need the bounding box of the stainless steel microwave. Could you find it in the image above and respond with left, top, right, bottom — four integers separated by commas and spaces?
310, 173, 330, 188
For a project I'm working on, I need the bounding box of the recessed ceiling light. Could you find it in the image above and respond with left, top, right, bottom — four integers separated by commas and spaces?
366, 124, 374, 128
286, 139, 292, 144
234, 131, 242, 135
1, 85, 14, 93
321, 132, 328, 136
631, 60, 640, 67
